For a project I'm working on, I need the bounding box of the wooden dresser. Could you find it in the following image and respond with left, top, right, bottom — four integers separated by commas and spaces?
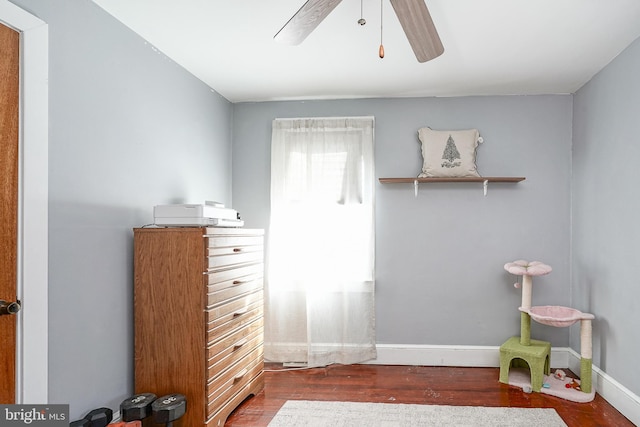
133, 227, 264, 427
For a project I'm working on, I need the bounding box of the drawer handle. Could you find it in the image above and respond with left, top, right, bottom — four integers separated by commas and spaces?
234, 369, 248, 382
233, 248, 243, 253
233, 338, 248, 349
233, 308, 249, 317
232, 279, 250, 285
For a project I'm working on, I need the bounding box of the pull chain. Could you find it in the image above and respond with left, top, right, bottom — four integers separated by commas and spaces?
379, 0, 384, 58
358, 0, 366, 25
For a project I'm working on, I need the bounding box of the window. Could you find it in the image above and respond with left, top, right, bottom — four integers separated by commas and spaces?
266, 117, 376, 367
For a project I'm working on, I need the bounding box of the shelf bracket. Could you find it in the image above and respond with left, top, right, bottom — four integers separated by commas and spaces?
414, 179, 419, 198
483, 179, 489, 196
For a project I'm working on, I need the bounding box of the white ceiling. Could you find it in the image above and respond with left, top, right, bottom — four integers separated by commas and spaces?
91, 0, 640, 103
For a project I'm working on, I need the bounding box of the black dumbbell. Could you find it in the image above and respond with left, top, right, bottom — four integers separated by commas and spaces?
151, 394, 186, 427
120, 392, 157, 422
70, 407, 113, 427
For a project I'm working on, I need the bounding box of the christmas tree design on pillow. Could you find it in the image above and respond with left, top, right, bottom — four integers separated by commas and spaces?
441, 135, 461, 169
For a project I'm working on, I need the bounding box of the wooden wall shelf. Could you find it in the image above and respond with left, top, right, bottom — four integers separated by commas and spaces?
379, 177, 525, 184
378, 177, 525, 196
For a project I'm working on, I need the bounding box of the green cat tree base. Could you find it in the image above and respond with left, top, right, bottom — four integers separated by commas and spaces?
499, 336, 551, 392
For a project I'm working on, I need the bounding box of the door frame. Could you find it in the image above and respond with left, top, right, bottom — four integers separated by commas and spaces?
0, 0, 48, 404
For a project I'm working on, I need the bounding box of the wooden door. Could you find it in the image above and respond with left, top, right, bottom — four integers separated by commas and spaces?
0, 21, 20, 404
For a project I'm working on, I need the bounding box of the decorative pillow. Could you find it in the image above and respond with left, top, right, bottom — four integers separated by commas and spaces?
417, 128, 483, 178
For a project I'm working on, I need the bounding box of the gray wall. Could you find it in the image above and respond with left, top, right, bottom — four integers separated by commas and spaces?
572, 36, 640, 396
12, 0, 639, 416
11, 0, 233, 419
232, 96, 573, 347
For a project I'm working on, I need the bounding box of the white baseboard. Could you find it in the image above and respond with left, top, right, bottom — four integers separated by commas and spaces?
566, 348, 640, 426
365, 343, 569, 368
365, 344, 639, 425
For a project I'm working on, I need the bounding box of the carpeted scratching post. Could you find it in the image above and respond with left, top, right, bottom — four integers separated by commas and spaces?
580, 318, 593, 394
519, 273, 533, 345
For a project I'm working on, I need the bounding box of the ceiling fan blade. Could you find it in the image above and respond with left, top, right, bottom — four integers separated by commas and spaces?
389, 0, 444, 63
274, 0, 344, 45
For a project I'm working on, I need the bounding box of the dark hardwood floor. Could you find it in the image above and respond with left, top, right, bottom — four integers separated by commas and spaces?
225, 364, 634, 426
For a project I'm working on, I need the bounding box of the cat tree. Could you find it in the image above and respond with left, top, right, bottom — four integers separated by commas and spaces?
499, 260, 595, 403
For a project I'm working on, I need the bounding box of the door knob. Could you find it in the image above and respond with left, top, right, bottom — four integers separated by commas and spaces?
0, 300, 21, 315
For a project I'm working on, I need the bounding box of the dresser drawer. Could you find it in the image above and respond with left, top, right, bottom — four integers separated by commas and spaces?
207, 289, 263, 322
206, 300, 263, 347
206, 263, 263, 286
207, 235, 264, 249
206, 348, 264, 418
207, 244, 263, 258
205, 373, 264, 427
207, 250, 263, 270
206, 325, 263, 382
207, 276, 263, 308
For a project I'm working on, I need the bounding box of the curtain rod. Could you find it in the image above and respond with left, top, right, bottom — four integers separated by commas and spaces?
274, 116, 375, 121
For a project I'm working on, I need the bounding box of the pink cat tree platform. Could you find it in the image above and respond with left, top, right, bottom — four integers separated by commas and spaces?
499, 260, 595, 403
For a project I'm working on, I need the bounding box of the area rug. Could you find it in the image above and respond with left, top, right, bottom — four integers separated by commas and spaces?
268, 400, 567, 426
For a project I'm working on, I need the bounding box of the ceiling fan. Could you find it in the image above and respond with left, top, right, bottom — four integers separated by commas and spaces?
274, 0, 444, 63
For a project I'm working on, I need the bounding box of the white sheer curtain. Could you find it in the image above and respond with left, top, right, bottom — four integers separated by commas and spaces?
266, 117, 376, 367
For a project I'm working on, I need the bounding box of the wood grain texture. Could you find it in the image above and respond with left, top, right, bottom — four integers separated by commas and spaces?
389, 0, 444, 62
225, 364, 634, 426
0, 21, 20, 405
134, 227, 264, 427
274, 0, 343, 45
134, 228, 208, 426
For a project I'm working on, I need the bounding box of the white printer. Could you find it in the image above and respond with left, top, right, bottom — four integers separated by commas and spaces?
153, 201, 244, 227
